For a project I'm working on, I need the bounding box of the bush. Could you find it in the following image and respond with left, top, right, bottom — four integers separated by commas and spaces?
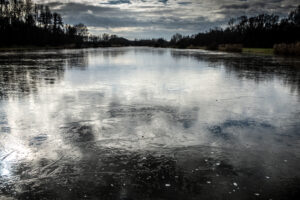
273, 42, 300, 56
218, 44, 243, 52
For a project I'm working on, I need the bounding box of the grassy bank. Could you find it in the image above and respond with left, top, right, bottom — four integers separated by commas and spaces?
185, 45, 206, 50
242, 48, 274, 55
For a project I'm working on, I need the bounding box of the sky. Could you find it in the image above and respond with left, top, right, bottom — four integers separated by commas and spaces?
37, 0, 299, 39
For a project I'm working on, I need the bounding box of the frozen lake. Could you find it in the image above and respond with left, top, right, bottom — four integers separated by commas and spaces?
0, 47, 300, 199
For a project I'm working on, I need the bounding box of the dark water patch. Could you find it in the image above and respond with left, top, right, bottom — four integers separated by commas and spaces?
1, 146, 299, 199
0, 50, 90, 99
61, 123, 95, 143
29, 134, 48, 146
209, 125, 231, 140
0, 127, 10, 133
208, 119, 274, 140
222, 119, 273, 129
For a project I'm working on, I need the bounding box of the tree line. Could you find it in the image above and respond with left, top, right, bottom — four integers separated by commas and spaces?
0, 0, 88, 47
169, 5, 300, 49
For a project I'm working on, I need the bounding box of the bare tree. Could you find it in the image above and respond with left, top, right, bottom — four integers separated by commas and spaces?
74, 23, 88, 37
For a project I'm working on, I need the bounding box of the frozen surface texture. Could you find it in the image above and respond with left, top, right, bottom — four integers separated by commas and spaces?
0, 47, 300, 199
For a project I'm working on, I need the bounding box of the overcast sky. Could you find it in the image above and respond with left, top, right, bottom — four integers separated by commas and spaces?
37, 0, 299, 39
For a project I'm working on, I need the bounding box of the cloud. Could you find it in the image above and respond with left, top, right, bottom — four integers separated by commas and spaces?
102, 0, 131, 5
158, 0, 168, 4
39, 0, 299, 39
178, 1, 192, 6
221, 4, 250, 9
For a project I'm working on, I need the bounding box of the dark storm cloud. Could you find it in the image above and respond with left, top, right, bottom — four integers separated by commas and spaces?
158, 0, 168, 4
178, 2, 192, 6
221, 4, 250, 9
53, 2, 209, 30
48, 2, 136, 25
102, 0, 131, 5
47, 1, 210, 28
220, 1, 271, 10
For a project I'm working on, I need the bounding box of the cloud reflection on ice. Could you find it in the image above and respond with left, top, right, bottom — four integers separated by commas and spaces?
0, 47, 299, 199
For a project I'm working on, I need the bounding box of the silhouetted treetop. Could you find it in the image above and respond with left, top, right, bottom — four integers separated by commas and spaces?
0, 0, 88, 47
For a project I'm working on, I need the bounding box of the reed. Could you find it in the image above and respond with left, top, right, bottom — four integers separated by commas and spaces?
273, 42, 300, 56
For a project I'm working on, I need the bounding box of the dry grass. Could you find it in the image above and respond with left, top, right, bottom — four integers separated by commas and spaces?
218, 44, 243, 52
242, 48, 274, 55
273, 42, 300, 56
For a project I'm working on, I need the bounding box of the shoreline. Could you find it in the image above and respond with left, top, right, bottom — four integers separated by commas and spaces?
0, 45, 78, 52
0, 45, 288, 57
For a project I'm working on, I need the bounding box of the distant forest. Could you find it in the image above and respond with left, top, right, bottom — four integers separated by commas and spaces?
0, 1, 299, 50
